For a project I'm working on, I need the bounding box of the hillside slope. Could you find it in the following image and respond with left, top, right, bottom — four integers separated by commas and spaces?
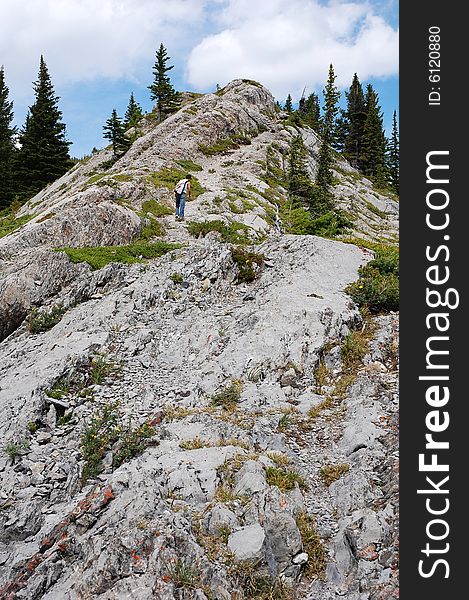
0, 80, 398, 600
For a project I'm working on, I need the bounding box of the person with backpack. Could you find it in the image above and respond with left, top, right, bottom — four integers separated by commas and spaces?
174, 174, 191, 221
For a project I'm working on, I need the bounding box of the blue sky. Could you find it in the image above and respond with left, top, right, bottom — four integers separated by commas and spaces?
1, 0, 398, 158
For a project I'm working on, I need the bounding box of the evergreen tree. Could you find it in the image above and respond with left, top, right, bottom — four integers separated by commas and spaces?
334, 109, 348, 153
285, 93, 293, 113
103, 109, 129, 157
361, 84, 387, 186
288, 134, 334, 218
315, 64, 340, 210
124, 92, 143, 129
298, 96, 305, 115
303, 92, 321, 129
320, 64, 341, 145
343, 73, 367, 169
387, 110, 399, 194
288, 135, 313, 200
148, 43, 180, 122
15, 56, 71, 201
0, 66, 17, 209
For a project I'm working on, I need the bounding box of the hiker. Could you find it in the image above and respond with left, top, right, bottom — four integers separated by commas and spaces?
174, 174, 191, 221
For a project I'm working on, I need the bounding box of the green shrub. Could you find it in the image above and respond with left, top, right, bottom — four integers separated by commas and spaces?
27, 304, 65, 334
187, 219, 254, 245
81, 400, 156, 481
89, 354, 115, 385
231, 247, 264, 283
57, 241, 181, 270
170, 272, 184, 283
27, 421, 39, 433
45, 378, 70, 399
345, 245, 399, 313
363, 245, 399, 275
282, 207, 352, 237
113, 422, 156, 468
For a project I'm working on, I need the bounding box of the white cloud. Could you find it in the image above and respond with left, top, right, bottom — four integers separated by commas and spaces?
0, 0, 208, 100
1, 0, 398, 104
187, 0, 398, 99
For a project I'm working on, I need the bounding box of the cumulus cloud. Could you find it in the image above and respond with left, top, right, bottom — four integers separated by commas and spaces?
187, 0, 399, 99
0, 0, 207, 99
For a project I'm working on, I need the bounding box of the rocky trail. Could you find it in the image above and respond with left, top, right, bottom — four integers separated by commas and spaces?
0, 80, 398, 599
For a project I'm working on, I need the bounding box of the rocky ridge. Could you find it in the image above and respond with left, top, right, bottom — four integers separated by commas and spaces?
0, 80, 398, 599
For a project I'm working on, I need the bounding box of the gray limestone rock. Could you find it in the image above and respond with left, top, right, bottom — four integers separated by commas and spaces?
228, 523, 266, 562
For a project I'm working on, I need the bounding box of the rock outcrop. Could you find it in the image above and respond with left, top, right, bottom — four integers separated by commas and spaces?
0, 79, 398, 599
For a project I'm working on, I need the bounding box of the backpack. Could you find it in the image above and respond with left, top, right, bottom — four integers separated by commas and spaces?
174, 178, 188, 200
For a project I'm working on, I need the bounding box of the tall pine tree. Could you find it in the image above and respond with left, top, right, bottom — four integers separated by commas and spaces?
124, 92, 143, 129
15, 56, 71, 201
288, 135, 313, 201
361, 84, 387, 186
334, 109, 349, 153
343, 73, 367, 169
0, 66, 17, 209
315, 64, 340, 210
387, 110, 399, 194
320, 64, 341, 145
103, 109, 129, 157
148, 44, 180, 122
300, 93, 321, 129
284, 93, 293, 113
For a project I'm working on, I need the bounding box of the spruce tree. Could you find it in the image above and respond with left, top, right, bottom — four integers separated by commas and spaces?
303, 92, 321, 129
315, 64, 340, 211
334, 109, 348, 153
288, 135, 313, 200
321, 64, 341, 145
124, 92, 143, 129
103, 109, 129, 157
387, 110, 399, 194
0, 66, 17, 209
343, 73, 367, 169
285, 94, 293, 114
361, 84, 387, 185
15, 56, 71, 200
148, 44, 180, 122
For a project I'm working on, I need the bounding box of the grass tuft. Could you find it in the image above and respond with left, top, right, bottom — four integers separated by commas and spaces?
211, 381, 242, 410
296, 511, 327, 578
319, 463, 350, 486
265, 466, 307, 491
